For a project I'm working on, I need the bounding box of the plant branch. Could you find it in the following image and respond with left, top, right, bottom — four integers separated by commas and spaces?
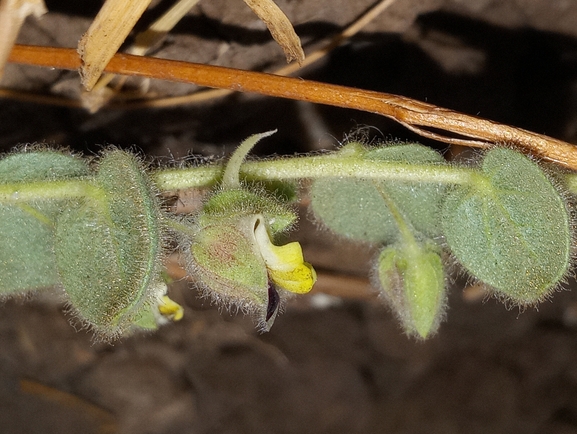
0, 179, 100, 202
8, 44, 577, 170
154, 156, 475, 191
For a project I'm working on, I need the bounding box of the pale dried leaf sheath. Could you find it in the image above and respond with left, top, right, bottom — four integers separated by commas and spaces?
0, 0, 46, 79
130, 0, 200, 56
243, 0, 304, 64
85, 0, 199, 112
78, 0, 151, 91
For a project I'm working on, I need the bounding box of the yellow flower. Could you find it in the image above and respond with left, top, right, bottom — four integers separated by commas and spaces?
158, 295, 184, 322
131, 283, 184, 331
188, 191, 316, 330
253, 218, 316, 294
183, 132, 316, 331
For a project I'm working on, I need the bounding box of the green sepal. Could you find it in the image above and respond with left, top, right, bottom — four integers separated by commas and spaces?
55, 150, 164, 338
248, 179, 298, 204
310, 141, 447, 243
190, 214, 270, 310
200, 188, 297, 235
377, 241, 446, 339
443, 148, 571, 304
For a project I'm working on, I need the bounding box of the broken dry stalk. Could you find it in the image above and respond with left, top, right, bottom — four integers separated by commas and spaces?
243, 0, 304, 63
86, 0, 200, 112
78, 0, 151, 91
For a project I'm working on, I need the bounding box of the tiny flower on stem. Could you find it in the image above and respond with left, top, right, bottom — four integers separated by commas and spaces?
132, 283, 185, 331
158, 295, 184, 322
185, 131, 316, 330
188, 210, 315, 330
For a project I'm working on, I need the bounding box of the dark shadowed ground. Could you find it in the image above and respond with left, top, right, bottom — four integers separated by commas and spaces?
2, 0, 577, 432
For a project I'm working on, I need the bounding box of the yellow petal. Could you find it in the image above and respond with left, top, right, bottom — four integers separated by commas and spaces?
254, 221, 316, 294
269, 259, 316, 294
158, 295, 184, 321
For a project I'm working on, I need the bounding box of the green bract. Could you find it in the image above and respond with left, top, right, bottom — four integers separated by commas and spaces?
377, 241, 446, 339
310, 142, 447, 243
199, 188, 296, 234
55, 150, 165, 338
189, 208, 274, 315
443, 148, 571, 304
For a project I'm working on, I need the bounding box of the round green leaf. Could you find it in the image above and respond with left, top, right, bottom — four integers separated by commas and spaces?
443, 148, 571, 304
55, 150, 163, 337
0, 205, 61, 294
310, 142, 446, 243
0, 151, 89, 182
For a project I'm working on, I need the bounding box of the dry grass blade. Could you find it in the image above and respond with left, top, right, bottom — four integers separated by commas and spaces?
8, 44, 577, 170
78, 0, 151, 91
85, 0, 200, 112
0, 0, 46, 79
130, 0, 200, 56
243, 0, 304, 63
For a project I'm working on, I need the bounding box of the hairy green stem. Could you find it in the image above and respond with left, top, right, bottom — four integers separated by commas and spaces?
165, 217, 198, 238
372, 181, 418, 249
154, 156, 476, 191
0, 179, 103, 202
0, 157, 480, 204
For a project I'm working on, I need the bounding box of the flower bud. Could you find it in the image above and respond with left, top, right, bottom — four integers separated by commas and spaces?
376, 241, 446, 339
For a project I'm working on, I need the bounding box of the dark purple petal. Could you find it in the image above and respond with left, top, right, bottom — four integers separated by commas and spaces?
266, 282, 280, 321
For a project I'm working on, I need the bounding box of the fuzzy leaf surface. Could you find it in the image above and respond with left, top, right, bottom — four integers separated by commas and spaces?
55, 151, 163, 336
0, 151, 89, 182
310, 142, 447, 243
443, 148, 571, 304
0, 152, 90, 294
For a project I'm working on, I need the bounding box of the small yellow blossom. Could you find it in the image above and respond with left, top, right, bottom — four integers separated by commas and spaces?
132, 285, 185, 331
158, 295, 184, 321
254, 218, 316, 294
